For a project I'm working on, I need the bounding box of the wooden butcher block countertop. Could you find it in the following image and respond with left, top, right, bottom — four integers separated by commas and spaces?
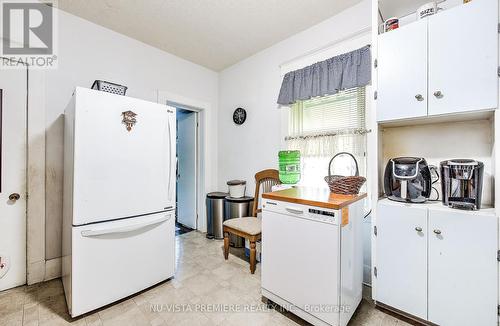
262, 187, 367, 210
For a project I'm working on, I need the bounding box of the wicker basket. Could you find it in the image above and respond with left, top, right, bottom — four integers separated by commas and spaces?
324, 152, 366, 195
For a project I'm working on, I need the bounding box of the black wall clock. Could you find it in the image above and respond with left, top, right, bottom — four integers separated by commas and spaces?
233, 107, 247, 125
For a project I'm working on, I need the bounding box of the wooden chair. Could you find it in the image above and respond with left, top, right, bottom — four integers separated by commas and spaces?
223, 169, 281, 274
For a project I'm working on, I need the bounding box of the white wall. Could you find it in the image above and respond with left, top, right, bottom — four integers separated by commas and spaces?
218, 0, 371, 192
41, 9, 218, 266
217, 0, 372, 283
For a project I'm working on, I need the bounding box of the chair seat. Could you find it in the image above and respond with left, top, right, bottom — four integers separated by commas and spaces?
223, 217, 261, 235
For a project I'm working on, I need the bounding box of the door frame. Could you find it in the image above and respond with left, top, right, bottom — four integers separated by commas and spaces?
157, 91, 208, 233
26, 69, 47, 284
175, 108, 199, 230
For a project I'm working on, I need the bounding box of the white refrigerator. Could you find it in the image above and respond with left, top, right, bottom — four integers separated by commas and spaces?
62, 87, 176, 317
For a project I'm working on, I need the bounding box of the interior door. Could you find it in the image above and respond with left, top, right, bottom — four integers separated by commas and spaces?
375, 201, 427, 320
0, 66, 27, 291
176, 110, 197, 229
428, 209, 497, 326
428, 0, 498, 115
377, 19, 428, 122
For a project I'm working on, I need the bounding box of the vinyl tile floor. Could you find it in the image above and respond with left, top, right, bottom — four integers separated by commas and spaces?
0, 231, 412, 326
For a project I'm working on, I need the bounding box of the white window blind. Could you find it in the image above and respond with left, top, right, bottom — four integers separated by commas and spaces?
289, 87, 366, 136
287, 87, 367, 187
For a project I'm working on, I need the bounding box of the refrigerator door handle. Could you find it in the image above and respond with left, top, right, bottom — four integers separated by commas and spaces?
167, 114, 174, 201
80, 215, 171, 237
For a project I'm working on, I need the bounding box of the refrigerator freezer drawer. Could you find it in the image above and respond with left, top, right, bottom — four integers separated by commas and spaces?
66, 211, 175, 317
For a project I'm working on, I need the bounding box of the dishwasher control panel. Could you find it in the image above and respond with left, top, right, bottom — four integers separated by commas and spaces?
263, 200, 339, 225
308, 208, 335, 217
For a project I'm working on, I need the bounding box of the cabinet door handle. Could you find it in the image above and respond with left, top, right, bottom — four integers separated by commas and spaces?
415, 94, 424, 101
415, 226, 423, 232
433, 90, 443, 98
433, 229, 442, 235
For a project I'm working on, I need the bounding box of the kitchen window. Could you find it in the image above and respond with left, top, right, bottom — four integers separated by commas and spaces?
286, 87, 367, 187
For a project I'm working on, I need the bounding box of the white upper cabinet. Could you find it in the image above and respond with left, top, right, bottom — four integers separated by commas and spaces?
428, 209, 498, 326
428, 0, 498, 115
375, 202, 428, 320
377, 19, 428, 122
377, 0, 498, 122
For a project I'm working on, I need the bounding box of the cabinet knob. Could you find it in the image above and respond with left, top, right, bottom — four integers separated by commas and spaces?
433, 229, 442, 235
433, 90, 443, 98
415, 226, 423, 232
415, 94, 424, 101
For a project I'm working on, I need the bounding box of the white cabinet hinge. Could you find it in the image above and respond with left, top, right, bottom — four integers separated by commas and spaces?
374, 225, 377, 236
374, 59, 378, 68
374, 266, 377, 277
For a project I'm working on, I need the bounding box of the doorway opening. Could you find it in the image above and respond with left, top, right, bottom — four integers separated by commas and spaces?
175, 108, 199, 235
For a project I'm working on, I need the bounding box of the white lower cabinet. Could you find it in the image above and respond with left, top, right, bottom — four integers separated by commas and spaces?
376, 200, 498, 325
375, 202, 427, 319
428, 209, 498, 326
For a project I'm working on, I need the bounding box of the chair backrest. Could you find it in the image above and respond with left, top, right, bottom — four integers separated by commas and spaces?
252, 169, 281, 217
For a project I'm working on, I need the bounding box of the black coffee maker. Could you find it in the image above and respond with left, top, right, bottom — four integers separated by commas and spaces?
440, 159, 484, 210
384, 157, 432, 203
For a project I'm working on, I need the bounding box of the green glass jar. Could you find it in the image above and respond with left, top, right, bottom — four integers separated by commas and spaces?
278, 150, 301, 184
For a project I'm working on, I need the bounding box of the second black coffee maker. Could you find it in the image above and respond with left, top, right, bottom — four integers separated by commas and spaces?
384, 157, 432, 203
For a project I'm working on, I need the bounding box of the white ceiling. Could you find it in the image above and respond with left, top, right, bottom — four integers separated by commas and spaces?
57, 0, 363, 71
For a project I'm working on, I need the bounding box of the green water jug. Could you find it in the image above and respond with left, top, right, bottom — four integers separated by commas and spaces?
278, 150, 301, 184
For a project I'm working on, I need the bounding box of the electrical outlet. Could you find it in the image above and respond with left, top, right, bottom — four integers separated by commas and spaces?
0, 255, 10, 279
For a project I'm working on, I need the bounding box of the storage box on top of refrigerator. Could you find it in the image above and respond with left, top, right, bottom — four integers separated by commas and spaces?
62, 87, 176, 317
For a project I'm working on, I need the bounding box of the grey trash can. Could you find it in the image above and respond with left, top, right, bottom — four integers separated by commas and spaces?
224, 196, 254, 248
206, 192, 228, 239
